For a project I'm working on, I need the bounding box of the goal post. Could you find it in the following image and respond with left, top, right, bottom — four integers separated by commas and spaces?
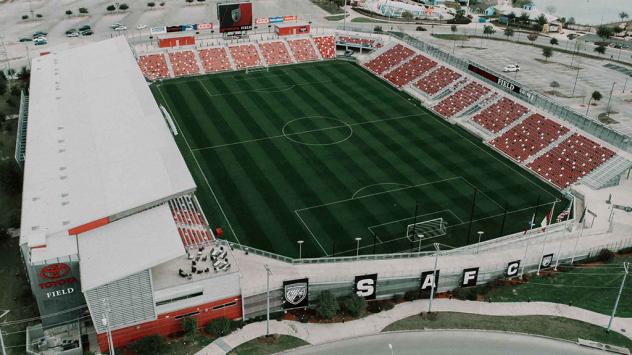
245, 65, 269, 74
405, 217, 447, 242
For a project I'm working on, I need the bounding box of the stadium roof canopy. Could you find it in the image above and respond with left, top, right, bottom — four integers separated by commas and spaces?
78, 204, 184, 291
21, 37, 195, 263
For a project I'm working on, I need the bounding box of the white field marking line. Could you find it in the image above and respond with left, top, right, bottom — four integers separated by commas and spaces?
204, 79, 333, 98
351, 182, 412, 199
156, 85, 241, 245
294, 210, 329, 256
459, 177, 505, 212
191, 113, 427, 152
366, 209, 463, 231
295, 176, 463, 213
281, 117, 353, 146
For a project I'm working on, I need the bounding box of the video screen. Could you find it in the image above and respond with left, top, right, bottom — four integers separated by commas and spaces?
218, 2, 253, 33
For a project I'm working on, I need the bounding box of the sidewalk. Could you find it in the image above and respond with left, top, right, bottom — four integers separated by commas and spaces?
195, 299, 632, 354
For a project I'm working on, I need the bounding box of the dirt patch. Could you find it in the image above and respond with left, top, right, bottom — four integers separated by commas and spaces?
598, 112, 619, 124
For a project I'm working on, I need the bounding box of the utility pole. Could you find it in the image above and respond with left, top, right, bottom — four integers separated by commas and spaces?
608, 262, 629, 332
571, 67, 580, 97
606, 82, 616, 118
264, 264, 272, 337
428, 243, 440, 313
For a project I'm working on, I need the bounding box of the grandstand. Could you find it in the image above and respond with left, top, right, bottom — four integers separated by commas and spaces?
313, 36, 336, 59
287, 38, 320, 62
471, 97, 529, 133
433, 82, 490, 118
198, 47, 233, 73
364, 44, 415, 74
168, 50, 201, 77
384, 54, 437, 88
228, 44, 262, 69
258, 41, 294, 66
414, 66, 461, 96
138, 53, 170, 80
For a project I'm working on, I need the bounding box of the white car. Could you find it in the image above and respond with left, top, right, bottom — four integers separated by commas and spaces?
136, 24, 147, 30
66, 31, 79, 38
33, 37, 47, 45
113, 25, 127, 31
503, 64, 520, 72
110, 23, 123, 28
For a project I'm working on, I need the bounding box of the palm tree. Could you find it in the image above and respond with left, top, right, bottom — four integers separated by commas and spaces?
451, 24, 458, 54
504, 27, 514, 40
620, 12, 629, 21
542, 47, 553, 62
586, 91, 602, 115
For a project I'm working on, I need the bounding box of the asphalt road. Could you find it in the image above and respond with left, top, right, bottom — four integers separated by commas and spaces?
289, 330, 606, 355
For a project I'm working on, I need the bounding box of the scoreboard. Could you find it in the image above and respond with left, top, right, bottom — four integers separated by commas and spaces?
218, 1, 253, 33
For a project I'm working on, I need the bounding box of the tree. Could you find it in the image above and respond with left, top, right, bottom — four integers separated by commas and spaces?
567, 17, 576, 25
118, 3, 129, 10
507, 11, 516, 24
128, 335, 165, 355
315, 290, 339, 319
401, 11, 413, 21
147, 1, 155, 7
536, 13, 547, 30
483, 25, 495, 36
181, 317, 197, 337
106, 4, 116, 11
620, 12, 629, 20
159, 2, 165, 6
65, 10, 72, 15
17, 66, 30, 83
519, 12, 530, 24
342, 294, 367, 318
550, 38, 558, 45
374, 25, 382, 32
36, 13, 42, 18
542, 47, 553, 61
504, 27, 514, 39
79, 7, 89, 14
0, 161, 23, 195
586, 90, 602, 114
22, 15, 28, 20
594, 45, 606, 55
596, 25, 614, 40
205, 317, 231, 337
527, 32, 539, 45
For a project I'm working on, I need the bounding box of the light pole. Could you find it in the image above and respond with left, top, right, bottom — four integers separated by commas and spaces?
297, 240, 304, 259
608, 262, 629, 332
606, 81, 616, 118
571, 66, 580, 97
428, 243, 440, 314
388, 343, 394, 355
264, 264, 272, 336
355, 237, 362, 256
101, 299, 115, 355
418, 234, 424, 253
0, 310, 9, 355
476, 231, 484, 253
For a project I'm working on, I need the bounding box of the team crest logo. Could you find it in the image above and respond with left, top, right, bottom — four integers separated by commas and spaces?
231, 8, 241, 22
541, 254, 554, 268
39, 263, 71, 280
283, 278, 308, 308
285, 282, 307, 305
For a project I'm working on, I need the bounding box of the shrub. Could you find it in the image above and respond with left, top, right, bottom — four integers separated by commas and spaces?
147, 2, 155, 7
550, 81, 560, 88
341, 294, 367, 318
404, 290, 418, 302
550, 38, 559, 45
597, 248, 615, 262
205, 317, 231, 337
373, 25, 382, 32
65, 10, 73, 15
367, 301, 383, 313
181, 317, 197, 337
106, 5, 116, 11
451, 287, 473, 300
79, 7, 88, 14
22, 15, 29, 20
382, 301, 394, 311
391, 293, 403, 303
315, 290, 339, 320
416, 26, 426, 31
127, 335, 165, 355
594, 45, 606, 55
10, 86, 20, 97
119, 3, 129, 10
36, 13, 42, 18
159, 2, 165, 6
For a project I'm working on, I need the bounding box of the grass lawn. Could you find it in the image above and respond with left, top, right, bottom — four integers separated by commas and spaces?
229, 335, 309, 355
383, 312, 632, 350
324, 14, 349, 21
310, 0, 343, 14
152, 60, 564, 259
432, 34, 471, 41
486, 255, 632, 317
350, 17, 389, 23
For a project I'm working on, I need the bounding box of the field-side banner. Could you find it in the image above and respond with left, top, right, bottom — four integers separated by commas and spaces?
283, 278, 309, 309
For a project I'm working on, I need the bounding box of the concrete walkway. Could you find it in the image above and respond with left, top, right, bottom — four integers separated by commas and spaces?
195, 299, 632, 354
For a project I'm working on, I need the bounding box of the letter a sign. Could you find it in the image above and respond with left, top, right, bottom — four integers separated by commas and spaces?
420, 270, 440, 298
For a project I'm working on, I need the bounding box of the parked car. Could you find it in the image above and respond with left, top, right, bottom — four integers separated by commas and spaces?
18, 37, 32, 42
503, 64, 520, 72
32, 31, 47, 38
80, 29, 93, 36
65, 28, 77, 35
110, 23, 123, 29
33, 37, 47, 45
136, 24, 147, 30
78, 25, 91, 32
113, 25, 127, 31
66, 31, 79, 38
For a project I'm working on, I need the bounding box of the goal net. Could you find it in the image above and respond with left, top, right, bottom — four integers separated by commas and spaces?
405, 217, 447, 242
245, 66, 269, 74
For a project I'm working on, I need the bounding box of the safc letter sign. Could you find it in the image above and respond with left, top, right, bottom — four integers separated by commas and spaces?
283, 278, 308, 309
354, 273, 377, 300
420, 270, 440, 298
461, 267, 479, 287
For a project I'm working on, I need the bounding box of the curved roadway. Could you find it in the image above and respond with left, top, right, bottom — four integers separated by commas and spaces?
289, 330, 607, 355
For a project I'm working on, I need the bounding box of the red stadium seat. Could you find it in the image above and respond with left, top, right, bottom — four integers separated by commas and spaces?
433, 82, 491, 118
287, 38, 320, 62
199, 47, 233, 73
384, 54, 437, 88
137, 53, 170, 80
364, 44, 415, 75
471, 98, 529, 133
228, 44, 262, 69
414, 66, 461, 96
168, 51, 201, 77
258, 41, 294, 65
313, 36, 336, 59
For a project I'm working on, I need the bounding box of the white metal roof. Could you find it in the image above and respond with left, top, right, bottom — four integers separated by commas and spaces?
20, 37, 195, 262
78, 204, 185, 291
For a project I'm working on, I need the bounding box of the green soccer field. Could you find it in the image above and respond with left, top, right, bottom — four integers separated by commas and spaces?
151, 60, 566, 258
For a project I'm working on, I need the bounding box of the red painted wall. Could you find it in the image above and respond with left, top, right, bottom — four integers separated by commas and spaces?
96, 295, 242, 351
158, 36, 195, 48
275, 24, 310, 36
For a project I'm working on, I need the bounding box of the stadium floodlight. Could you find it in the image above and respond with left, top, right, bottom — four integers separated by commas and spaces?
264, 264, 272, 336
388, 343, 394, 355
355, 237, 362, 256
608, 262, 629, 332
476, 231, 484, 254
297, 240, 304, 259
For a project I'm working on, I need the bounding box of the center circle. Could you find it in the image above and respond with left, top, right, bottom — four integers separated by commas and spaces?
281, 116, 353, 146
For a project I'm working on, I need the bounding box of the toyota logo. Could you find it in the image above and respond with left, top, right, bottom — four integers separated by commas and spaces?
39, 263, 70, 280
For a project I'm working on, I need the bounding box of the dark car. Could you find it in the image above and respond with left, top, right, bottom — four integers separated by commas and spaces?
78, 25, 91, 32
18, 37, 32, 42
80, 30, 93, 36
65, 29, 77, 35
32, 31, 48, 38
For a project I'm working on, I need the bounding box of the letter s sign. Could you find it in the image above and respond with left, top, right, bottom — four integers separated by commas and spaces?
354, 273, 377, 300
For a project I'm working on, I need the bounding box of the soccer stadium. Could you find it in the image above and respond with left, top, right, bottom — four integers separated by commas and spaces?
4, 0, 632, 353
